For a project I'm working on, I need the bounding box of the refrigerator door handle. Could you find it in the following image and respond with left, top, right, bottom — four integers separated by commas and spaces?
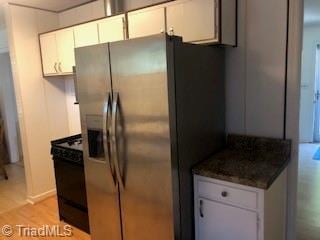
103, 93, 117, 185
111, 92, 125, 189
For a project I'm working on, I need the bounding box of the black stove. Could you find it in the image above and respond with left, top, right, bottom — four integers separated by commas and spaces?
51, 135, 83, 163
51, 134, 90, 233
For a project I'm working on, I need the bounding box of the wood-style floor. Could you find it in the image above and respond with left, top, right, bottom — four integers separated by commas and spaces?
297, 144, 320, 240
0, 197, 90, 239
0, 163, 27, 214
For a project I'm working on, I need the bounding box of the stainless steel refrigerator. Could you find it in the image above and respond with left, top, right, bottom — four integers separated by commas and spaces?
75, 34, 225, 240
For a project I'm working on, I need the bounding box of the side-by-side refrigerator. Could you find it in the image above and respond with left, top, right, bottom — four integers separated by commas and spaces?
75, 34, 225, 240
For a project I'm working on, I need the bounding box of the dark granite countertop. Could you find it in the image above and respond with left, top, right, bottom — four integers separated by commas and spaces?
193, 134, 291, 190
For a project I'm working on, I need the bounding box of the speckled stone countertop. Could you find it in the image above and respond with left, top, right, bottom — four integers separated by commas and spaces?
193, 134, 291, 190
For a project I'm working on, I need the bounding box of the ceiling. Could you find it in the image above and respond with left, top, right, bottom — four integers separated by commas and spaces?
0, 0, 97, 29
0, 0, 95, 12
304, 0, 320, 26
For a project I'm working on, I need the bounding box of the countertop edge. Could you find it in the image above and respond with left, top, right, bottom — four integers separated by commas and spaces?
192, 158, 291, 190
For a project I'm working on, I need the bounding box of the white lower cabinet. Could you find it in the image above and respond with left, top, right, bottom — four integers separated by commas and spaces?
194, 173, 287, 240
198, 198, 258, 240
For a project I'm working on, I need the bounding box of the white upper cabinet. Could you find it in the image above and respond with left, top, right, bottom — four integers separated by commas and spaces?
98, 14, 126, 43
166, 0, 217, 43
40, 33, 58, 76
74, 22, 99, 47
127, 6, 166, 39
56, 28, 76, 74
166, 0, 236, 45
40, 0, 237, 76
40, 28, 75, 76
127, 0, 236, 45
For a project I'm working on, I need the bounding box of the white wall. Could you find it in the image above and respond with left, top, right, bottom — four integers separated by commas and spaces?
0, 52, 19, 163
65, 77, 81, 135
124, 0, 165, 10
226, 0, 287, 137
5, 4, 70, 202
0, 29, 8, 53
59, 0, 105, 27
299, 25, 320, 142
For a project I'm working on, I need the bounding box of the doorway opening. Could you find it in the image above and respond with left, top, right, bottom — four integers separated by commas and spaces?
297, 1, 320, 239
313, 44, 320, 143
0, 32, 26, 214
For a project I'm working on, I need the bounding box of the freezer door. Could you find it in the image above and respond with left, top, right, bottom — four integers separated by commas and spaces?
75, 44, 122, 240
109, 35, 175, 240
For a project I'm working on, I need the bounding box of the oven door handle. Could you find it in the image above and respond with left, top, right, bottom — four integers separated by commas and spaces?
103, 92, 116, 185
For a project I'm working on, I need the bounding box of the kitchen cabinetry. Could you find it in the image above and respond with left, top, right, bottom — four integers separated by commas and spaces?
194, 173, 286, 240
98, 14, 126, 43
56, 29, 75, 74
127, 0, 236, 45
198, 198, 257, 240
74, 22, 99, 48
40, 33, 58, 76
40, 0, 237, 76
166, 0, 218, 43
166, 0, 236, 45
40, 28, 75, 76
127, 6, 166, 39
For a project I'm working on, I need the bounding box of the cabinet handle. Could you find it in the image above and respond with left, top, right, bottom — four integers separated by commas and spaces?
122, 17, 127, 39
221, 191, 228, 197
58, 62, 62, 72
54, 62, 58, 73
160, 28, 164, 33
199, 199, 204, 218
169, 27, 174, 36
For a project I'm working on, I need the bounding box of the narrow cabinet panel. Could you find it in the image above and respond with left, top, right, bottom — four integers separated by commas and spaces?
98, 15, 125, 43
197, 198, 258, 240
74, 22, 99, 48
56, 28, 75, 74
166, 0, 217, 43
40, 33, 58, 75
128, 6, 166, 39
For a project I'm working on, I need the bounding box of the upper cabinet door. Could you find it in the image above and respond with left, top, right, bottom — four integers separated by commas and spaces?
74, 22, 99, 48
166, 0, 217, 43
98, 14, 126, 43
40, 33, 59, 76
128, 6, 166, 39
56, 28, 75, 74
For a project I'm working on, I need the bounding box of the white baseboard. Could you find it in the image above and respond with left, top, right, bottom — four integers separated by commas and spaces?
26, 189, 56, 204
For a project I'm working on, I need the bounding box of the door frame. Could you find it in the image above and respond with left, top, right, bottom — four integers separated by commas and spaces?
313, 43, 320, 142
285, 0, 303, 239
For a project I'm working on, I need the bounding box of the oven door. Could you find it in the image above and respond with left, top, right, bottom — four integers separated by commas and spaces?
53, 157, 88, 209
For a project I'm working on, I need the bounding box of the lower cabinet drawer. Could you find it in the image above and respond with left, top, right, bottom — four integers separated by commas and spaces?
197, 180, 258, 209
